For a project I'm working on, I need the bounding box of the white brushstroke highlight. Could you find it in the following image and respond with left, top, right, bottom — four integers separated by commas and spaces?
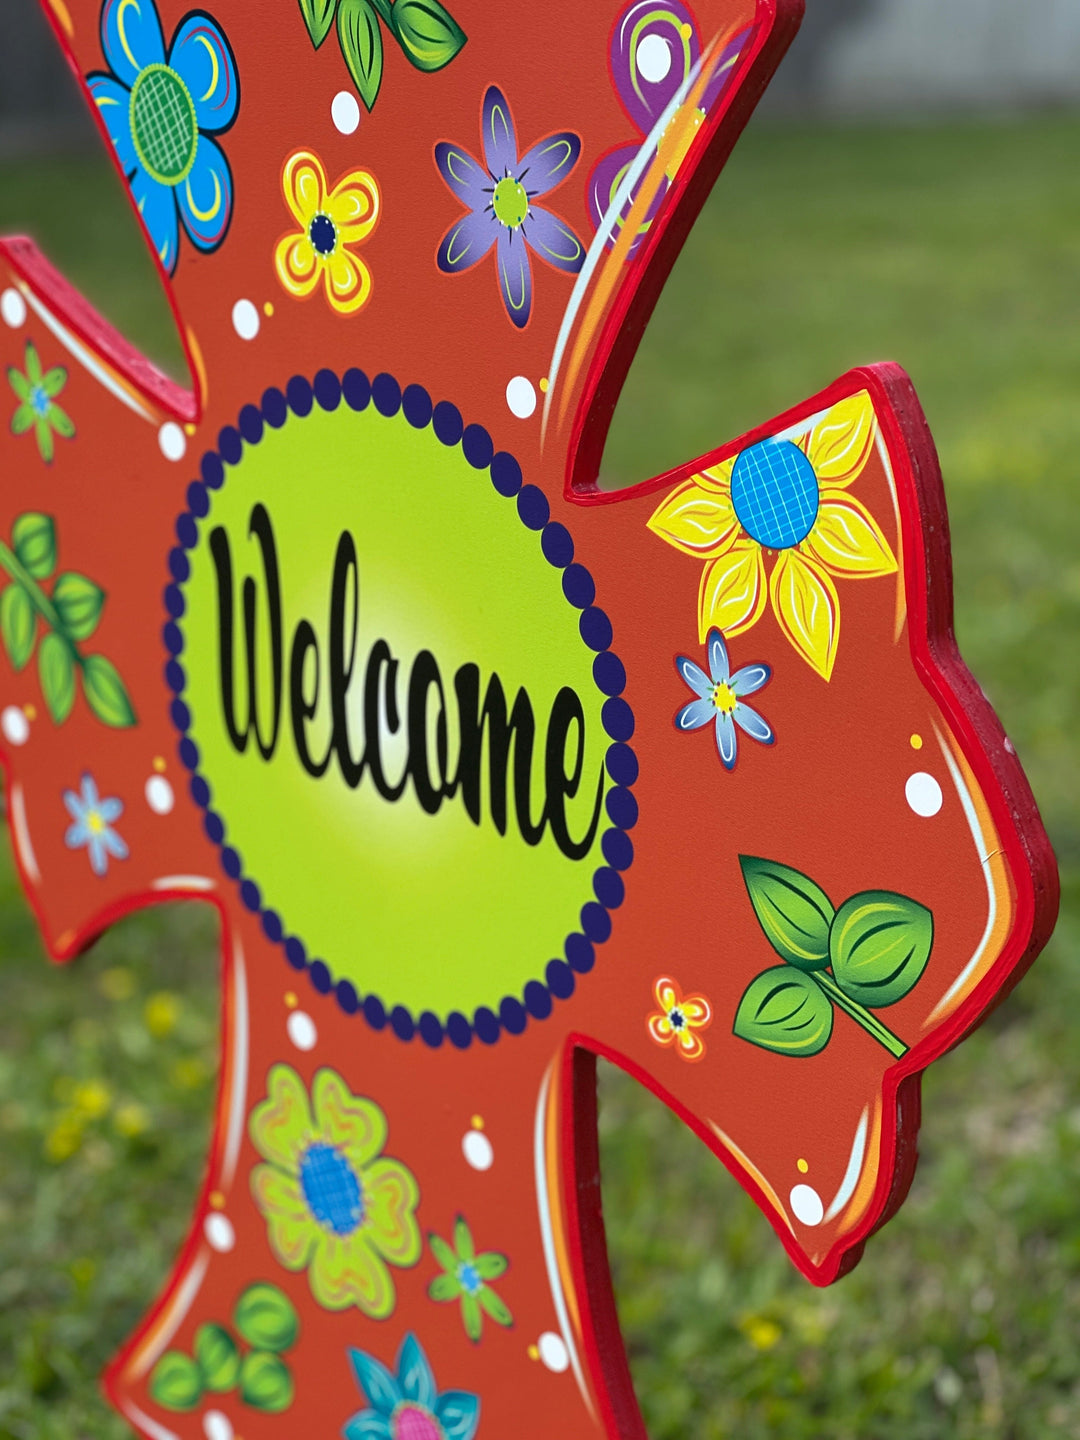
825, 1108, 869, 1223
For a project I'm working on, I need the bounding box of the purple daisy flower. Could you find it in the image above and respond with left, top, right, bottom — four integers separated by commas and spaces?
588, 1, 753, 259
435, 85, 586, 329
675, 629, 774, 771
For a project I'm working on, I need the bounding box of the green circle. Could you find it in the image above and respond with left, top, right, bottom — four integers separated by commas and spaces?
181, 403, 610, 1021
492, 177, 529, 229
130, 64, 198, 186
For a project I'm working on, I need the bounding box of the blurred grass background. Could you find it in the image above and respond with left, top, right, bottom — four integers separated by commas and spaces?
4, 112, 1080, 1437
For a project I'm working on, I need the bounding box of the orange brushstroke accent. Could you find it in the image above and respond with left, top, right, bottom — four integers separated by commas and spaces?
835, 1095, 883, 1240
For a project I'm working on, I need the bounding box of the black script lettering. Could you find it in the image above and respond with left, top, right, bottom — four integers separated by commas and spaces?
546, 686, 604, 861
210, 504, 282, 759
362, 640, 407, 801
454, 665, 547, 846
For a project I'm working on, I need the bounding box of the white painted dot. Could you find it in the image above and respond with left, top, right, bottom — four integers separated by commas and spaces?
506, 375, 537, 419
159, 422, 186, 461
145, 775, 174, 815
204, 1212, 235, 1253
287, 1010, 317, 1051
231, 297, 260, 341
1, 288, 27, 328
538, 1331, 570, 1373
203, 1412, 234, 1440
1, 706, 29, 746
332, 89, 361, 135
462, 1129, 494, 1171
906, 771, 943, 818
790, 1184, 824, 1227
636, 33, 672, 84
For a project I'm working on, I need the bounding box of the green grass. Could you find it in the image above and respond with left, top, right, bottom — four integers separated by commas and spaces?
4, 113, 1080, 1437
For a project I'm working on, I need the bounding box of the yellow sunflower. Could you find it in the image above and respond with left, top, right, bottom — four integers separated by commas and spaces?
647, 392, 897, 681
274, 149, 380, 315
249, 1064, 420, 1317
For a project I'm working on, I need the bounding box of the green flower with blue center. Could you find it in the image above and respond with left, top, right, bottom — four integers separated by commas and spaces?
7, 341, 74, 464
428, 1215, 512, 1342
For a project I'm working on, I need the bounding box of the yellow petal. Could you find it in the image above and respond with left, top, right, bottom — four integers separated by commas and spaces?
804, 391, 877, 488
251, 1164, 316, 1269
327, 170, 380, 242
647, 478, 741, 560
655, 978, 678, 1011
698, 540, 767, 643
680, 995, 712, 1026
324, 248, 373, 315
312, 1069, 387, 1171
804, 492, 897, 578
362, 1157, 422, 1268
677, 1029, 706, 1061
648, 1014, 675, 1045
309, 1230, 395, 1316
281, 150, 327, 228
249, 1064, 314, 1169
274, 232, 321, 299
770, 551, 840, 682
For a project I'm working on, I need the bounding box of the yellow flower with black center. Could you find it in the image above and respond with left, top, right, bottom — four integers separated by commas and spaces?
274, 150, 380, 315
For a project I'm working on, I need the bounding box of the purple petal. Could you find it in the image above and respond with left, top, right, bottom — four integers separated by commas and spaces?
587, 143, 667, 258
516, 132, 580, 197
435, 142, 489, 208
731, 663, 770, 698
612, 0, 698, 133
523, 206, 584, 274
437, 210, 497, 274
707, 631, 730, 685
481, 86, 518, 176
675, 655, 712, 699
714, 711, 738, 770
495, 226, 531, 329
734, 702, 775, 746
676, 698, 714, 733
701, 25, 753, 114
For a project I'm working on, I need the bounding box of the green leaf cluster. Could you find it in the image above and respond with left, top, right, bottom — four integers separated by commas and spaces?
149, 1282, 298, 1413
299, 0, 466, 112
734, 857, 934, 1060
0, 512, 135, 728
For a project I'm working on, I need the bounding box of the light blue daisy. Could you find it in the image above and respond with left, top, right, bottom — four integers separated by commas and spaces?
675, 629, 775, 771
63, 774, 128, 877
344, 1332, 479, 1440
87, 0, 238, 275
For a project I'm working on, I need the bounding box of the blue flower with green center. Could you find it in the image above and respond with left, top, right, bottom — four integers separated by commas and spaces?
427, 1215, 512, 1343
7, 340, 74, 464
87, 0, 238, 276
345, 1333, 479, 1440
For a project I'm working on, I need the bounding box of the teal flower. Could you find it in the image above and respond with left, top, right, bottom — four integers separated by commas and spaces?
428, 1215, 512, 1342
345, 1333, 479, 1440
8, 341, 74, 464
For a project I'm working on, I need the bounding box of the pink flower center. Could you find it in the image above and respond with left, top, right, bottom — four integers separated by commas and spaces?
393, 1403, 444, 1440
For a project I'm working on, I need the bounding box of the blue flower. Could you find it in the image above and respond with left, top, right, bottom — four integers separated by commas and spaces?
344, 1333, 479, 1440
63, 774, 128, 876
675, 629, 775, 771
87, 0, 238, 275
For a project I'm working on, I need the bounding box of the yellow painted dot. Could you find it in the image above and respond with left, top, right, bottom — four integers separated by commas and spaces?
263, 301, 275, 317
471, 1114, 485, 1130
153, 756, 167, 773
24, 704, 36, 721
910, 734, 924, 751
285, 992, 298, 1009
184, 423, 196, 436
209, 1190, 225, 1209
527, 1345, 539, 1361
797, 1158, 809, 1175
680, 22, 692, 38
538, 377, 549, 393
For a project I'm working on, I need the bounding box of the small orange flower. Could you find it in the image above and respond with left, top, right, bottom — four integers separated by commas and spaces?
274, 150, 380, 315
647, 976, 713, 1062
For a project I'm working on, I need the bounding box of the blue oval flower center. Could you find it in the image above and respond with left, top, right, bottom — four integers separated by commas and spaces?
731, 439, 819, 550
129, 64, 198, 187
30, 386, 50, 419
309, 212, 338, 256
457, 1261, 481, 1294
299, 1142, 364, 1235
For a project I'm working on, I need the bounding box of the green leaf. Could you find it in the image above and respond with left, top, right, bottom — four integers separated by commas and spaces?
0, 585, 35, 670
739, 856, 835, 971
38, 632, 74, 724
829, 891, 934, 1009
734, 967, 834, 1057
12, 512, 56, 580
234, 1283, 299, 1352
193, 1324, 240, 1392
299, 0, 337, 47
389, 0, 466, 72
239, 1350, 295, 1413
81, 654, 136, 729
338, 0, 383, 111
149, 1351, 203, 1411
52, 572, 104, 641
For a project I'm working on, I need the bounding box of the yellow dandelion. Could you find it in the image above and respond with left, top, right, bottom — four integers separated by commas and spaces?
144, 991, 180, 1038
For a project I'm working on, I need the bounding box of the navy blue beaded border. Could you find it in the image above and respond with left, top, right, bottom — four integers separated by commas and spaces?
163, 367, 638, 1049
